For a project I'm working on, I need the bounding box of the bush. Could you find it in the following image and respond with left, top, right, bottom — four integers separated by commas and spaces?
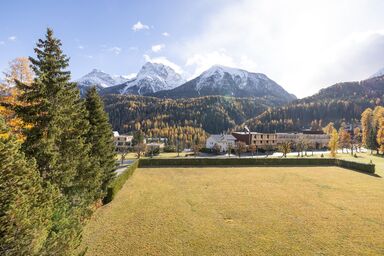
163, 145, 176, 152
199, 147, 213, 154
146, 147, 160, 157
103, 160, 139, 204
138, 158, 375, 174
335, 159, 375, 174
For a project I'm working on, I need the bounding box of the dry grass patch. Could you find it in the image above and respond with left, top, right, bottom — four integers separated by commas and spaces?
81, 166, 384, 255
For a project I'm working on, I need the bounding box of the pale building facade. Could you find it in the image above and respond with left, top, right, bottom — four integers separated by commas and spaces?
206, 134, 237, 152
232, 132, 277, 149
113, 131, 133, 150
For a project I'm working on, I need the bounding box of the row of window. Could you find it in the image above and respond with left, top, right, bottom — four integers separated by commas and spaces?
253, 134, 276, 139
253, 140, 275, 144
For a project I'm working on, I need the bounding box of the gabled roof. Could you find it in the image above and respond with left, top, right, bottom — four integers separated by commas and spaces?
208, 134, 236, 143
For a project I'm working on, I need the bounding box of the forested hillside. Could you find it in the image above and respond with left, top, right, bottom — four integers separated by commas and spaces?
104, 95, 271, 138
238, 76, 384, 132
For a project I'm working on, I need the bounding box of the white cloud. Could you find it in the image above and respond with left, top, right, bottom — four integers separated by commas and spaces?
107, 46, 122, 55
122, 73, 137, 79
8, 36, 16, 41
162, 32, 170, 37
185, 49, 237, 78
151, 44, 165, 53
132, 21, 149, 31
184, 49, 259, 79
78, 45, 84, 50
143, 54, 183, 74
178, 0, 384, 98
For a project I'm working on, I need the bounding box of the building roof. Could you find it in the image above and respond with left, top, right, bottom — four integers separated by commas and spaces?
302, 130, 325, 135
208, 134, 236, 143
232, 132, 262, 135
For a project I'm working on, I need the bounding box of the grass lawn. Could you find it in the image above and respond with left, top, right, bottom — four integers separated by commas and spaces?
81, 166, 384, 255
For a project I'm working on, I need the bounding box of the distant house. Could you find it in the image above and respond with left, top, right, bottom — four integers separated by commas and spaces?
206, 134, 236, 152
113, 131, 133, 150
232, 130, 330, 150
232, 132, 277, 149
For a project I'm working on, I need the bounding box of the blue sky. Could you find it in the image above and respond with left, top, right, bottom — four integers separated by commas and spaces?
0, 0, 225, 78
1, 0, 384, 97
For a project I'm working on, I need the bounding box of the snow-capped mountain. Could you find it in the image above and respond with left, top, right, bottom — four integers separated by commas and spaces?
103, 62, 185, 95
154, 65, 296, 103
369, 67, 384, 79
76, 69, 130, 88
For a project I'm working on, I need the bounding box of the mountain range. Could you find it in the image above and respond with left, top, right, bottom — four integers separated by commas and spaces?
152, 65, 296, 104
76, 62, 296, 104
76, 69, 131, 96
100, 62, 185, 96
76, 62, 384, 137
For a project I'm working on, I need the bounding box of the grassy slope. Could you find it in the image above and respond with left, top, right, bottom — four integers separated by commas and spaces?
81, 163, 384, 255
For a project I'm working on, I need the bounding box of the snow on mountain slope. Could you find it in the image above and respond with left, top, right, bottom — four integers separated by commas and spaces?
118, 62, 185, 95
154, 65, 296, 104
369, 67, 384, 79
76, 69, 129, 88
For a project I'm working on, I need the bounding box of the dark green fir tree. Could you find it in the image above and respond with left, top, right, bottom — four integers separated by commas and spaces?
84, 86, 116, 201
14, 28, 95, 254
0, 117, 53, 256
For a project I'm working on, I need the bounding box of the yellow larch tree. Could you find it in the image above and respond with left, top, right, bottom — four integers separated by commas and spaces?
0, 57, 34, 141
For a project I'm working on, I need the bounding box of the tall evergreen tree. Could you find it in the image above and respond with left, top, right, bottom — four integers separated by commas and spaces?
84, 87, 116, 200
15, 28, 91, 191
0, 117, 53, 256
13, 28, 94, 253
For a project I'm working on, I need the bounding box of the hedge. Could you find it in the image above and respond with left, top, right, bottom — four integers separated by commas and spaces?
103, 160, 139, 204
103, 157, 375, 204
138, 158, 375, 174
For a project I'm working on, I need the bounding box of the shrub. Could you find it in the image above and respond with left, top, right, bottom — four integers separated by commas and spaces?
146, 147, 160, 157
138, 158, 375, 174
163, 145, 176, 152
200, 147, 213, 154
103, 160, 139, 204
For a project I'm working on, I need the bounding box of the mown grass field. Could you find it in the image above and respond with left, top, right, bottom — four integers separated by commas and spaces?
81, 160, 384, 255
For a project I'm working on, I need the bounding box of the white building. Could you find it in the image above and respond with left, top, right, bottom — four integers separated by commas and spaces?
206, 134, 237, 152
113, 131, 133, 149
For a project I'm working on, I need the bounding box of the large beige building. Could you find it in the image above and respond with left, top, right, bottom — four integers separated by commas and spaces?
277, 131, 329, 149
232, 132, 277, 149
232, 131, 329, 150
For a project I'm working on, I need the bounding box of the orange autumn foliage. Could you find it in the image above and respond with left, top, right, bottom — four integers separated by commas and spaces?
0, 57, 34, 141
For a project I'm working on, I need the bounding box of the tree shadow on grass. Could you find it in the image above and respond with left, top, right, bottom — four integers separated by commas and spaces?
346, 168, 382, 178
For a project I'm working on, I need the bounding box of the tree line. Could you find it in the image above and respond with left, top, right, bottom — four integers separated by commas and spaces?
238, 77, 384, 133
0, 29, 116, 255
103, 93, 271, 141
